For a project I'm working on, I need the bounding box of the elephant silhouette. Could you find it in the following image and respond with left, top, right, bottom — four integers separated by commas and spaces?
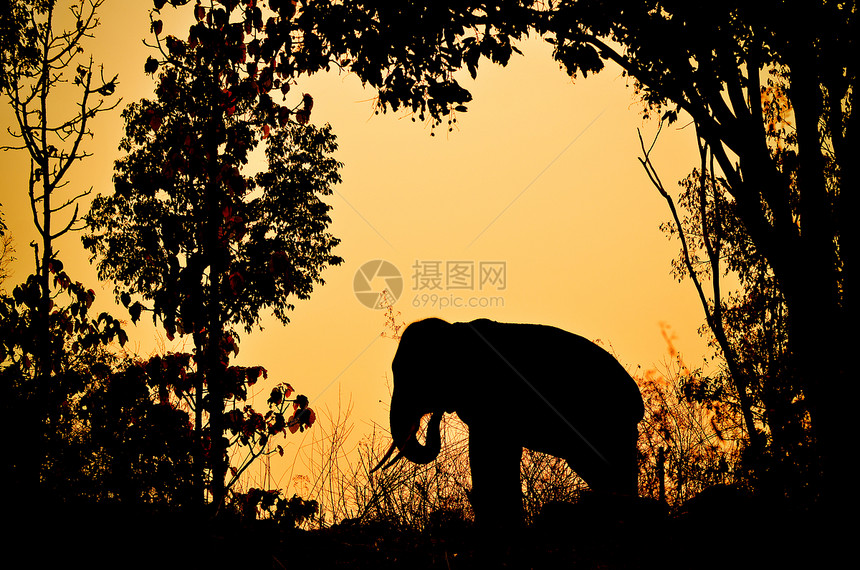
372, 318, 645, 530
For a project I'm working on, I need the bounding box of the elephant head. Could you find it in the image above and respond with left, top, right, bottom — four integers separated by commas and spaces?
372, 318, 453, 473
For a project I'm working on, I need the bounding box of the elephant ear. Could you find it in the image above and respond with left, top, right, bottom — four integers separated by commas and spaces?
394, 319, 450, 370
427, 321, 488, 419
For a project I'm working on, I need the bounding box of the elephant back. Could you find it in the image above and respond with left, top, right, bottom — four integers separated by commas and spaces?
456, 319, 644, 427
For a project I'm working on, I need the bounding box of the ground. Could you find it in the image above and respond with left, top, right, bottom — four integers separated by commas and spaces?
17, 490, 827, 569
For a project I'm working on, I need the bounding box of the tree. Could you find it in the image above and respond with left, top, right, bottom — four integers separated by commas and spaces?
533, 1, 853, 504
1, 0, 124, 507
290, 0, 536, 125
84, 0, 340, 512
75, 353, 309, 511
639, 120, 814, 500
77, 363, 196, 507
0, 0, 41, 91
0, 258, 126, 508
1, 0, 118, 380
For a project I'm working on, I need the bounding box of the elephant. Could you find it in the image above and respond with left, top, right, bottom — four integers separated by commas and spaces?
372, 318, 645, 530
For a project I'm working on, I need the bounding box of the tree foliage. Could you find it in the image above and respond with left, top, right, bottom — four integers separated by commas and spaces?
0, 258, 127, 505
0, 0, 46, 91
0, 0, 130, 511
84, 0, 340, 511
1, 0, 119, 380
536, 5, 853, 501
645, 107, 815, 500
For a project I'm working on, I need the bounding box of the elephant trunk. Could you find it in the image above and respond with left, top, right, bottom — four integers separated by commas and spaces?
370, 410, 444, 473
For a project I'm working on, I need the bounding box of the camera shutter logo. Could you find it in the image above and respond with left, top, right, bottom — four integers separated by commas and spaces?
353, 260, 403, 309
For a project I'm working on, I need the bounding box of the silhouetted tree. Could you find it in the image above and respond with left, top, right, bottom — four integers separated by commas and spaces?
280, 0, 535, 125
16, 356, 193, 508
0, 258, 126, 509
84, 1, 340, 512
0, 0, 124, 507
1, 0, 118, 380
72, 354, 309, 511
544, 3, 852, 506
0, 0, 42, 91
539, 2, 850, 503
641, 123, 815, 500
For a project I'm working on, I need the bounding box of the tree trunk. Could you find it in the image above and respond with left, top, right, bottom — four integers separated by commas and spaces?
204, 120, 227, 515
192, 328, 205, 512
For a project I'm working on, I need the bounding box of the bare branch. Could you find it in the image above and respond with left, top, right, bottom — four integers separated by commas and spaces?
640, 123, 763, 451
50, 202, 81, 240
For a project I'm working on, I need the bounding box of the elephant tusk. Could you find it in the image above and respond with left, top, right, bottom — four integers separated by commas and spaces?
369, 422, 421, 473
372, 449, 408, 473
370, 440, 399, 473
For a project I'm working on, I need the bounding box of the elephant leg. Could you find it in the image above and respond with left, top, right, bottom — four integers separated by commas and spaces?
468, 425, 523, 531
618, 427, 640, 495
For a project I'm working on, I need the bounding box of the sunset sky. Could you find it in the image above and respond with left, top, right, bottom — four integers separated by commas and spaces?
1, 2, 712, 489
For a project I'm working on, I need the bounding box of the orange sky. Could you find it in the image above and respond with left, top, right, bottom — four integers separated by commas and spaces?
1, 2, 710, 491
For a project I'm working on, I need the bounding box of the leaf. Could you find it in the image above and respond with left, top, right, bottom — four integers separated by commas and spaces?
228, 272, 245, 294
662, 109, 678, 124
149, 113, 163, 132
268, 387, 283, 406
129, 301, 143, 324
302, 93, 314, 111
144, 57, 159, 74
152, 19, 163, 36
115, 178, 132, 197
98, 82, 116, 96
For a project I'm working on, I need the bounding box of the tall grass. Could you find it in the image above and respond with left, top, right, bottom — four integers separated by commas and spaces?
293, 399, 473, 530
634, 327, 744, 507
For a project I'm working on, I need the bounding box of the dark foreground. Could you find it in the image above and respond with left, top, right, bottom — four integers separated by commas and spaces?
15, 490, 833, 569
